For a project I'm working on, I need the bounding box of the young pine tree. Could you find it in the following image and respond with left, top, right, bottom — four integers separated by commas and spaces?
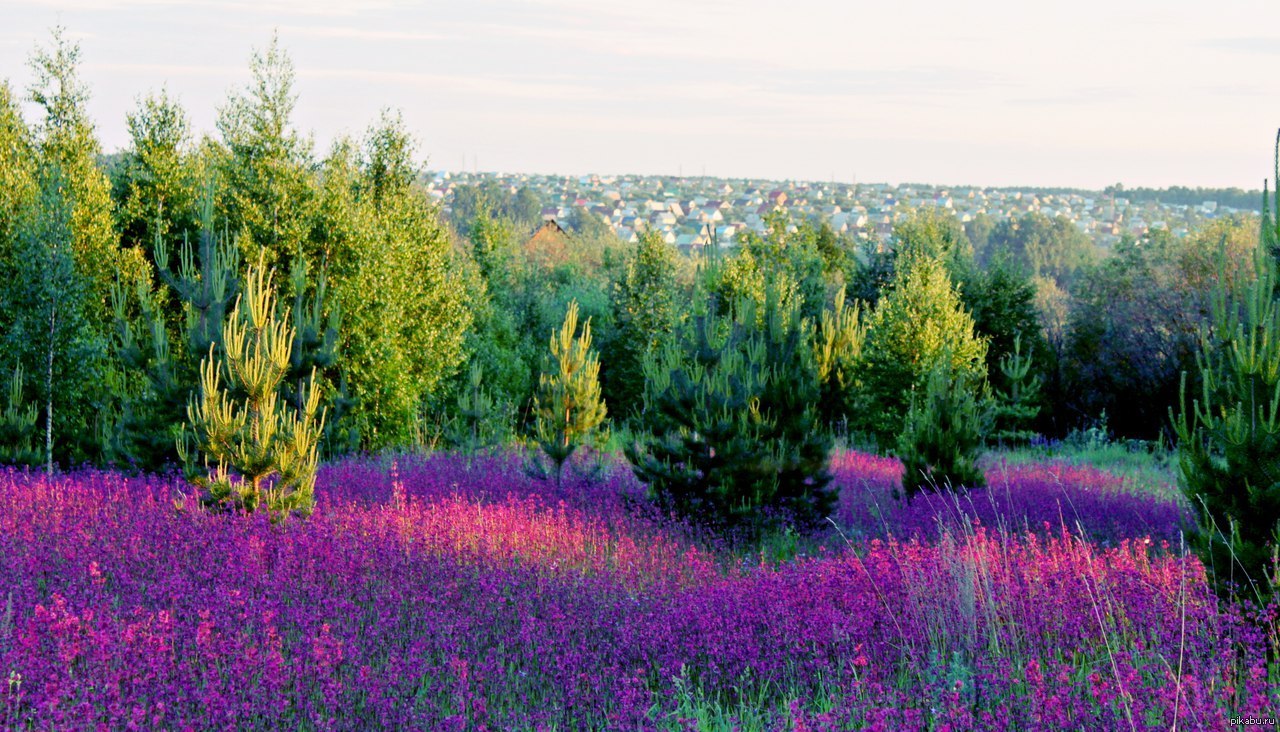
112, 209, 242, 471
0, 364, 40, 466
991, 334, 1043, 445
533, 300, 606, 487
897, 358, 992, 499
447, 362, 509, 456
628, 289, 834, 538
813, 285, 866, 435
1174, 130, 1280, 599
181, 253, 325, 521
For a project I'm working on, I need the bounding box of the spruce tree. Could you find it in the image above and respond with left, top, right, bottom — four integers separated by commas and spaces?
1175, 130, 1280, 598
181, 253, 325, 521
533, 301, 606, 487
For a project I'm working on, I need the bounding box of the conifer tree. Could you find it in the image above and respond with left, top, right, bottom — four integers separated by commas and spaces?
1175, 130, 1280, 598
0, 364, 40, 466
608, 229, 680, 420
897, 358, 991, 498
629, 288, 834, 537
533, 301, 606, 487
446, 362, 508, 455
181, 254, 325, 521
991, 334, 1042, 445
111, 203, 241, 471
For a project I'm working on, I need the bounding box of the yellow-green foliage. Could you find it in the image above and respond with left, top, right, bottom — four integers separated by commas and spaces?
857, 254, 988, 444
182, 254, 325, 521
534, 300, 606, 483
813, 285, 866, 430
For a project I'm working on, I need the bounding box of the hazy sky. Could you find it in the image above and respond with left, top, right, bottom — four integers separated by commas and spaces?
2, 0, 1279, 189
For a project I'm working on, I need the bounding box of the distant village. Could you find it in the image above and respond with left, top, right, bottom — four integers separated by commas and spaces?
426, 170, 1257, 254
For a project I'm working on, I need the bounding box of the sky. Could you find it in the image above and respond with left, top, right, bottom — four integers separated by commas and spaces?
2, 0, 1279, 189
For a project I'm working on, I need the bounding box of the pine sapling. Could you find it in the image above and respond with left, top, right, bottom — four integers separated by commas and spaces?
533, 300, 606, 487
180, 252, 325, 521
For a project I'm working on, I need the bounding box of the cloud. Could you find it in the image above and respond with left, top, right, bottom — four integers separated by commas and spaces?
1006, 86, 1134, 107
275, 25, 445, 42
1201, 37, 1280, 55
11, 0, 408, 15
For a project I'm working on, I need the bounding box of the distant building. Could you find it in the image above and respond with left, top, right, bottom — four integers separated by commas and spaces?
524, 220, 571, 269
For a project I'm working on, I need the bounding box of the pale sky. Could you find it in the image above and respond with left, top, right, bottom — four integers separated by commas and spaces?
2, 0, 1279, 189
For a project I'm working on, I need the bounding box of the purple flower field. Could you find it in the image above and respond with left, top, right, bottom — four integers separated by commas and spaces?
0, 451, 1275, 730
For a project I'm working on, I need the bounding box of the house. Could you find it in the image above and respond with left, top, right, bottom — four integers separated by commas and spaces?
524, 220, 571, 269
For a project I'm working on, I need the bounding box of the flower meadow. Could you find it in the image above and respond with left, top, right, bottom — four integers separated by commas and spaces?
0, 452, 1276, 731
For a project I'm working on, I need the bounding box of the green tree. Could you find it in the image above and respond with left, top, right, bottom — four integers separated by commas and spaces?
897, 358, 991, 498
446, 362, 510, 455
991, 334, 1042, 445
215, 34, 317, 278
856, 254, 988, 446
812, 285, 866, 433
986, 212, 1095, 288
111, 210, 242, 471
182, 254, 325, 521
533, 300, 606, 487
313, 118, 473, 450
958, 258, 1047, 397
628, 290, 834, 537
1174, 132, 1280, 598
113, 90, 200, 254
606, 229, 681, 420
892, 207, 973, 270
0, 29, 126, 469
